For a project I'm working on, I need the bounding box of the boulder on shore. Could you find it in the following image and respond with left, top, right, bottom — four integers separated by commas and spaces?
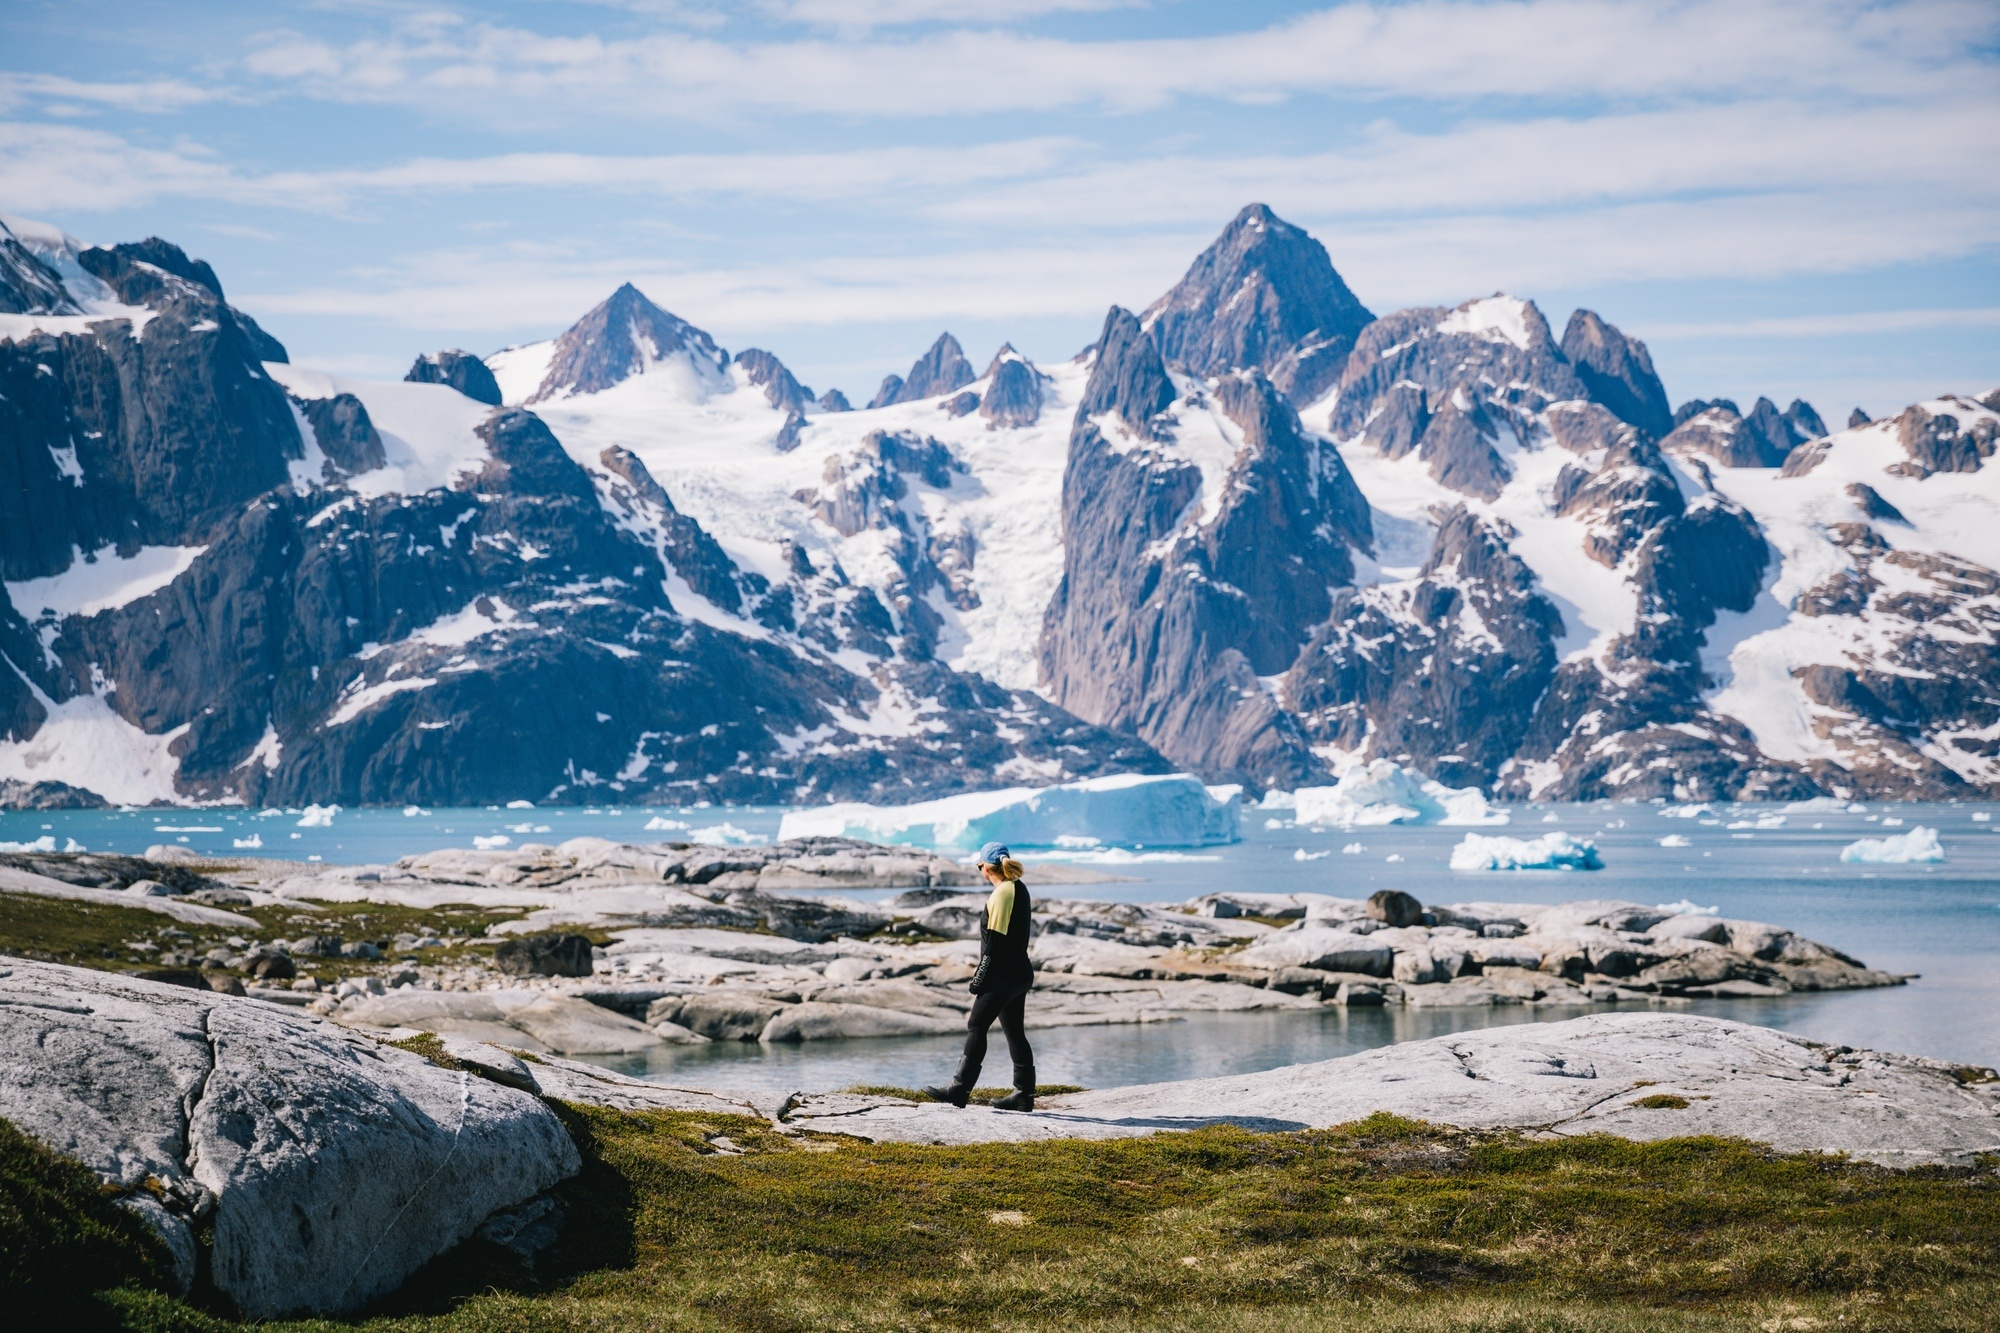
0, 960, 578, 1318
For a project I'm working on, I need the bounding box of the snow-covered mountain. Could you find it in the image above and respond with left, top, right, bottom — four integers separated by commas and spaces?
3, 202, 1998, 808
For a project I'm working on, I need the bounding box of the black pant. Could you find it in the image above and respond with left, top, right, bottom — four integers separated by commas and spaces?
958, 982, 1032, 1083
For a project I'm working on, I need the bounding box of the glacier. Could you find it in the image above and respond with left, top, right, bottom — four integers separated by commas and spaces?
1292, 760, 1508, 829
1839, 826, 1944, 864
776, 773, 1241, 851
1449, 831, 1604, 871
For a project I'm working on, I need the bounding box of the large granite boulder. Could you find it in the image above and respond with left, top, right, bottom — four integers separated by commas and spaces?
0, 960, 578, 1318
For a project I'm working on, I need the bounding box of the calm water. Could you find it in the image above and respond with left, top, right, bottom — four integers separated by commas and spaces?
8, 800, 1998, 1088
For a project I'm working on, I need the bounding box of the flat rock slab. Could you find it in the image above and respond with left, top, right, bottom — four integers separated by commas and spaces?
0, 960, 578, 1318
335, 989, 665, 1055
0, 864, 258, 927
783, 1014, 2000, 1166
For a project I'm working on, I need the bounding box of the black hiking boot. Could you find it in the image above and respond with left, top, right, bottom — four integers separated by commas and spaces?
992, 1064, 1035, 1112
923, 1058, 978, 1108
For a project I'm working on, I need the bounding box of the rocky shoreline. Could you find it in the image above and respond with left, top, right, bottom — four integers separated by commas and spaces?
4, 837, 1906, 1059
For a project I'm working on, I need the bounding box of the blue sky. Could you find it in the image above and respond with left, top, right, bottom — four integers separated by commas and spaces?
2, 0, 1996, 416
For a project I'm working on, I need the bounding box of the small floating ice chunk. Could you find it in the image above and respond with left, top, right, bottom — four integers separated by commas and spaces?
1292, 760, 1507, 829
1839, 826, 1943, 864
1293, 848, 1330, 861
473, 834, 510, 850
1658, 834, 1691, 848
1258, 789, 1296, 809
233, 834, 263, 849
506, 799, 535, 809
1341, 842, 1364, 854
1973, 812, 1992, 823
1450, 831, 1603, 871
1384, 853, 1404, 863
0, 835, 58, 852
1659, 803, 1714, 819
691, 822, 767, 847
403, 805, 430, 817
1655, 898, 1719, 916
296, 804, 339, 828
1263, 818, 1290, 830
644, 816, 690, 831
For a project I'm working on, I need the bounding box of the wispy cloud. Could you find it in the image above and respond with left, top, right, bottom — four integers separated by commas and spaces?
236, 0, 1999, 120
0, 72, 225, 114
1642, 308, 2000, 339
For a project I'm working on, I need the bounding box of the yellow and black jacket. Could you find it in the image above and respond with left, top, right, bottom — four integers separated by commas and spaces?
970, 877, 1035, 994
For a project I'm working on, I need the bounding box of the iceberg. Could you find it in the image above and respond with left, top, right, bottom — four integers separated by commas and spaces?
1292, 760, 1507, 828
1450, 831, 1603, 871
1839, 826, 1943, 864
777, 773, 1241, 851
296, 803, 339, 828
691, 822, 768, 847
1658, 834, 1691, 848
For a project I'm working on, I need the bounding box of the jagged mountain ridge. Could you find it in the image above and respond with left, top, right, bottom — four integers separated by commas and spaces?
3, 206, 1999, 806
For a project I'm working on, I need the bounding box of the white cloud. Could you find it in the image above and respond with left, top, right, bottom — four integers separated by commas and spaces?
233, 0, 2000, 119
0, 72, 223, 114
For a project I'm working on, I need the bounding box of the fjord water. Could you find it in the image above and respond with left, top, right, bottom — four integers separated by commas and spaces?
10, 801, 1997, 1089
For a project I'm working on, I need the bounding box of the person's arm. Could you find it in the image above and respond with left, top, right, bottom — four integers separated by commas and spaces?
969, 880, 1013, 994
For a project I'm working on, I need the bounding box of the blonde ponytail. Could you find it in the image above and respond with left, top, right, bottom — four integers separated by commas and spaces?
999, 857, 1025, 881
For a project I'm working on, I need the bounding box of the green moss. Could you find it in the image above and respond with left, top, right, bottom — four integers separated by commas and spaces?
0, 1116, 176, 1329
1632, 1094, 1693, 1109
22, 1105, 2000, 1331
387, 1033, 463, 1071
1948, 1066, 1998, 1086
0, 888, 524, 983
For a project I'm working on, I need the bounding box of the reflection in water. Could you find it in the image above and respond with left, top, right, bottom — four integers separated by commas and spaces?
574, 992, 1868, 1096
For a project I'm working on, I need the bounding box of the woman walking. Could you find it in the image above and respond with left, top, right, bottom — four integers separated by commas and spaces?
923, 841, 1037, 1111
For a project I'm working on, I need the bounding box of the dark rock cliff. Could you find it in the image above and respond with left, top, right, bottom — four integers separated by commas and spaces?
406, 350, 502, 405
1040, 307, 1369, 788
1561, 309, 1673, 440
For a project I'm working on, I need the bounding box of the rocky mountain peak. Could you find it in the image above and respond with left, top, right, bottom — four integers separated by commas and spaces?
874, 333, 976, 406
529, 283, 729, 404
405, 350, 502, 406
0, 220, 77, 315
1076, 307, 1175, 436
1141, 202, 1374, 404
735, 348, 815, 416
1560, 309, 1672, 439
1660, 394, 1825, 470
79, 237, 224, 301
1432, 294, 1557, 355
980, 350, 1045, 429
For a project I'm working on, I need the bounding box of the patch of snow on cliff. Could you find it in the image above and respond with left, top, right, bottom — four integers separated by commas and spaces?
267, 363, 494, 497
325, 677, 437, 727
5, 543, 206, 620
529, 352, 1088, 693
0, 675, 187, 806
1700, 402, 2000, 772
779, 772, 1240, 850
1840, 825, 1943, 863
409, 598, 527, 648
1450, 831, 1603, 871
1325, 412, 1635, 665
487, 339, 557, 405
1293, 759, 1507, 828
1433, 295, 1534, 350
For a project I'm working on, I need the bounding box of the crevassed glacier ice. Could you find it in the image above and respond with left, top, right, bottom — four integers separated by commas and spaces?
1839, 826, 1944, 864
1450, 831, 1603, 871
777, 773, 1241, 850
1293, 760, 1507, 828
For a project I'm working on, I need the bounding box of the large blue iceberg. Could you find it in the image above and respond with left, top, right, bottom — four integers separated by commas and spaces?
777, 773, 1242, 851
